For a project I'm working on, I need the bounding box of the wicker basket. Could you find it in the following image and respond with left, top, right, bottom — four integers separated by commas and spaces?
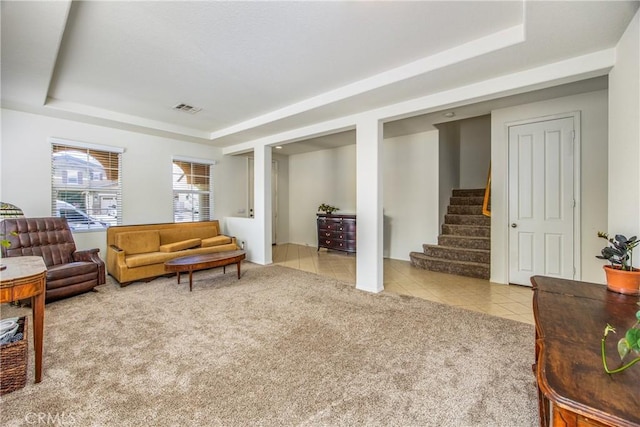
0, 316, 28, 395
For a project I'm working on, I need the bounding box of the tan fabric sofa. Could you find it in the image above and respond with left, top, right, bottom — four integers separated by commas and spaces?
106, 220, 238, 286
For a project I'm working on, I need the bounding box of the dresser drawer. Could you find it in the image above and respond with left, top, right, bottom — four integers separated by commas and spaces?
324, 222, 355, 232
339, 221, 356, 232
319, 230, 337, 239
319, 238, 339, 248
337, 231, 356, 241
321, 239, 351, 251
323, 221, 342, 230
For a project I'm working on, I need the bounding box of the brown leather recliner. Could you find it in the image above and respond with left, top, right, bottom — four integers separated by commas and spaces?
0, 217, 105, 302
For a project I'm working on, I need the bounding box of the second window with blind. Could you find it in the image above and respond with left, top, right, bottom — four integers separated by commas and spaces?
172, 157, 214, 223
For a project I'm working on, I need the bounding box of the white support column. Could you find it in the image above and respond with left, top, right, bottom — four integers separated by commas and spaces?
608, 11, 640, 268
356, 116, 384, 293
253, 144, 273, 265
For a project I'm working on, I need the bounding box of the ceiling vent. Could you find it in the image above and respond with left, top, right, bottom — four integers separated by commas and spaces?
172, 103, 202, 114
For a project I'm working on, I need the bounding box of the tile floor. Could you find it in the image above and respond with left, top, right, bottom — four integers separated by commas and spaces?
272, 243, 534, 325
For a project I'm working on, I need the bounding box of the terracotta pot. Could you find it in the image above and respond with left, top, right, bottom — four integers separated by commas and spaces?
603, 265, 640, 296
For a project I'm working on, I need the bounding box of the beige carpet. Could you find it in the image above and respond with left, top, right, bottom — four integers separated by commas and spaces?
0, 263, 537, 426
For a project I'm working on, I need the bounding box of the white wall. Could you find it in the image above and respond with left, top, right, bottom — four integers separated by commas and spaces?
382, 130, 439, 259
491, 90, 609, 284
216, 154, 249, 221
225, 217, 259, 261
287, 130, 440, 261
288, 145, 357, 247
436, 122, 460, 231
609, 10, 640, 267
0, 109, 239, 256
459, 115, 491, 188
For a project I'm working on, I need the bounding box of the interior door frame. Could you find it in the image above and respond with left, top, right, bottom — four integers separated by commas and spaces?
505, 111, 582, 283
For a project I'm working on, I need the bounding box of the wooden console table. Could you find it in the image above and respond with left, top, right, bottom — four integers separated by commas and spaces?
531, 276, 639, 427
0, 256, 46, 383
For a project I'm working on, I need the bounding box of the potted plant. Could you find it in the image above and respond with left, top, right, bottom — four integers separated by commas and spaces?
596, 232, 640, 295
601, 303, 640, 374
0, 231, 17, 271
318, 203, 339, 215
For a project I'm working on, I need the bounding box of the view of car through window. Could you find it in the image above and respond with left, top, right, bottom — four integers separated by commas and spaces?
55, 200, 109, 230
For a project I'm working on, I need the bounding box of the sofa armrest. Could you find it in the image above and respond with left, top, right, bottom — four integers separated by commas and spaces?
73, 248, 106, 285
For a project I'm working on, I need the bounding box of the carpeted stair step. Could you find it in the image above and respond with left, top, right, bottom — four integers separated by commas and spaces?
410, 187, 491, 280
422, 244, 490, 264
447, 205, 484, 215
409, 252, 490, 279
444, 214, 490, 226
449, 196, 485, 206
438, 234, 490, 250
452, 188, 486, 197
442, 224, 490, 238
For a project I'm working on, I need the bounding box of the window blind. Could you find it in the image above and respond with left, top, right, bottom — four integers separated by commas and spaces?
51, 140, 122, 231
172, 159, 213, 222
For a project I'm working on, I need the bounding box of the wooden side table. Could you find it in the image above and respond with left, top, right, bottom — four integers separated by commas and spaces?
0, 256, 46, 383
531, 275, 640, 427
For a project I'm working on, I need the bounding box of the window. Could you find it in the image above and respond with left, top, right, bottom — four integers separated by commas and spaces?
51, 139, 123, 231
172, 158, 214, 223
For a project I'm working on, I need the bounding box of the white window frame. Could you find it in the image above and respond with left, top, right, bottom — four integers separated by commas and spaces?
172, 156, 216, 223
50, 138, 123, 232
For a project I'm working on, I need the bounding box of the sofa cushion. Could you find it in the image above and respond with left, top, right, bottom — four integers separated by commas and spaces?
201, 235, 232, 247
159, 238, 201, 253
47, 262, 97, 280
159, 226, 218, 245
115, 230, 160, 255
47, 262, 98, 290
125, 252, 175, 268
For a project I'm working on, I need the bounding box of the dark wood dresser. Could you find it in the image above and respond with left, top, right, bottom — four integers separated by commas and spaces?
317, 214, 356, 253
531, 275, 640, 427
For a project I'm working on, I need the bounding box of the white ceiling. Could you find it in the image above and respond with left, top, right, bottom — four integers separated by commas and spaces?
1, 1, 638, 149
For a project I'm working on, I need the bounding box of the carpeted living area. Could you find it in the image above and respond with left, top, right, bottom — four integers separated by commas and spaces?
0, 263, 538, 426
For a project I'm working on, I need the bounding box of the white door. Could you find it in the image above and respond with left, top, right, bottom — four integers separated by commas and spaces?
508, 117, 575, 285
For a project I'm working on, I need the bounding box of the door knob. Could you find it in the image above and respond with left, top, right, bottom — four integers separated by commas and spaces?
511, 223, 517, 228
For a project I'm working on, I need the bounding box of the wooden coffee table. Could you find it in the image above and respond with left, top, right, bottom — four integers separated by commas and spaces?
164, 250, 246, 291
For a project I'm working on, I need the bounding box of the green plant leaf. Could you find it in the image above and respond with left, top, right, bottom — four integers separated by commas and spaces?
615, 234, 628, 244
625, 328, 640, 352
618, 338, 630, 360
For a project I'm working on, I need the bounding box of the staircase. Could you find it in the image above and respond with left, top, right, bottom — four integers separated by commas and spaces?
410, 188, 490, 279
